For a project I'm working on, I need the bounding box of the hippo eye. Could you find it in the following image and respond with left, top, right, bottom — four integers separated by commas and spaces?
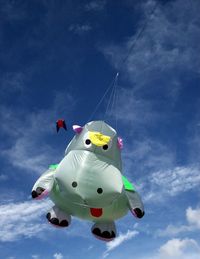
84, 139, 92, 148
102, 144, 108, 150
85, 139, 91, 145
97, 188, 103, 194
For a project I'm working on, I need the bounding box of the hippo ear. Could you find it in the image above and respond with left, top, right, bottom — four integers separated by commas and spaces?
72, 125, 83, 134
117, 137, 123, 150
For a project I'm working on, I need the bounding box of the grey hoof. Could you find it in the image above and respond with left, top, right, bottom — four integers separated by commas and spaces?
46, 213, 69, 227
92, 228, 116, 241
132, 208, 145, 218
31, 187, 45, 198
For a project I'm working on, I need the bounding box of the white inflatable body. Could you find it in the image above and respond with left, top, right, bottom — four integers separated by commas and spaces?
32, 121, 144, 241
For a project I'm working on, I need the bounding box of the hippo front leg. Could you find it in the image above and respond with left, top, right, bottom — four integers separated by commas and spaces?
125, 190, 145, 218
31, 168, 55, 199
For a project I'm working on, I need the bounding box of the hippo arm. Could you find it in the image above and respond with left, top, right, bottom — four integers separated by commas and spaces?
31, 168, 56, 199
122, 176, 145, 218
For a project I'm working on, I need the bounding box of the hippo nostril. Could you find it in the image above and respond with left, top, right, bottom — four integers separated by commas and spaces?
72, 181, 78, 188
97, 188, 103, 194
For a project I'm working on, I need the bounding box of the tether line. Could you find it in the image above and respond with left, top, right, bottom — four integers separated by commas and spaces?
87, 1, 159, 123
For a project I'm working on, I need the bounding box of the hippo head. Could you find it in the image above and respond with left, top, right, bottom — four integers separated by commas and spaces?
65, 121, 123, 165
55, 121, 124, 214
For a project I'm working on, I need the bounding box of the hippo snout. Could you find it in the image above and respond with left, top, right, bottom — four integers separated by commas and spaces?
55, 150, 123, 207
74, 175, 123, 208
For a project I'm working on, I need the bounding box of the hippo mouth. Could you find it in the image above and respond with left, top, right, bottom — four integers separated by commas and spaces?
90, 208, 103, 218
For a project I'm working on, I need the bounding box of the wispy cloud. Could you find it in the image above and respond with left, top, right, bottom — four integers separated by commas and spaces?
144, 166, 200, 202
69, 24, 92, 35
157, 206, 200, 237
2, 136, 54, 174
85, 0, 106, 11
0, 196, 93, 243
0, 92, 75, 174
103, 230, 139, 258
158, 238, 200, 259
102, 0, 200, 83
99, 0, 200, 147
140, 237, 200, 259
98, 1, 200, 197
0, 199, 53, 242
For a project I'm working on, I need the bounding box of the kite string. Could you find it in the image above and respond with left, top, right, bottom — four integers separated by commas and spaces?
109, 72, 119, 130
87, 73, 118, 122
114, 74, 119, 130
106, 1, 158, 127
87, 1, 159, 123
118, 1, 159, 70
105, 72, 119, 117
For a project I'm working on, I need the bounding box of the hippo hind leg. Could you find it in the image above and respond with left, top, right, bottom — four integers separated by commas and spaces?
46, 205, 71, 227
91, 221, 116, 241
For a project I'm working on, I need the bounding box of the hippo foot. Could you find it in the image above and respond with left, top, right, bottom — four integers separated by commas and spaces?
131, 208, 145, 219
31, 187, 49, 199
91, 222, 116, 242
46, 213, 69, 227
46, 206, 71, 228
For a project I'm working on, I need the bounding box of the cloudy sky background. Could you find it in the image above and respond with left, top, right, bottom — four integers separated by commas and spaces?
0, 0, 200, 258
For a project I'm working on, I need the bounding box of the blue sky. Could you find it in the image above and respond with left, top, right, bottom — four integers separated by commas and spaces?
0, 0, 200, 258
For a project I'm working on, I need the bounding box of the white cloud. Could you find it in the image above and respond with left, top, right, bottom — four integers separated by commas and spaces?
144, 166, 200, 202
99, 0, 200, 135
85, 0, 106, 11
157, 224, 193, 238
151, 166, 200, 195
53, 253, 63, 259
0, 197, 93, 243
32, 255, 39, 259
102, 0, 200, 82
121, 137, 188, 204
157, 206, 200, 237
69, 24, 92, 35
103, 230, 139, 258
2, 136, 54, 174
96, 1, 200, 207
96, 0, 200, 201
0, 199, 52, 242
186, 207, 200, 228
158, 238, 200, 259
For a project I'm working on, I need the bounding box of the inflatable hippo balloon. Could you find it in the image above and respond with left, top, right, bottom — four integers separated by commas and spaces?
32, 121, 144, 241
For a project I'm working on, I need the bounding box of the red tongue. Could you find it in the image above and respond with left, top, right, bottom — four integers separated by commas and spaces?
90, 208, 103, 217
